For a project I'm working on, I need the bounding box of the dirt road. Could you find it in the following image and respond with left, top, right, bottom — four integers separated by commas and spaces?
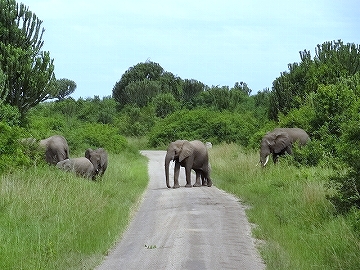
96, 150, 265, 270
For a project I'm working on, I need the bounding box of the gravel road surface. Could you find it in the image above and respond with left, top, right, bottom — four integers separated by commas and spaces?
96, 150, 265, 270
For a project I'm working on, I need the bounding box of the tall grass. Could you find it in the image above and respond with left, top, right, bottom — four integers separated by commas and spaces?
210, 143, 360, 270
0, 151, 148, 270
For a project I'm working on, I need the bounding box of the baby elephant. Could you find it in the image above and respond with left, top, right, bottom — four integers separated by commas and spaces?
56, 157, 95, 179
85, 148, 108, 179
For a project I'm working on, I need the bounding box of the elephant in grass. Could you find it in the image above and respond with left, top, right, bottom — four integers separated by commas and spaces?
165, 140, 212, 188
85, 148, 108, 179
56, 157, 95, 179
260, 127, 310, 167
39, 135, 70, 165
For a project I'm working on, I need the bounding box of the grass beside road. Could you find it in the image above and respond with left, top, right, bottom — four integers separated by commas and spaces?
0, 151, 148, 270
210, 143, 360, 270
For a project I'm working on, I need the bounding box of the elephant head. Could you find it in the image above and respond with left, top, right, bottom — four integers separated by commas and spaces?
164, 140, 187, 188
85, 148, 108, 179
260, 131, 291, 167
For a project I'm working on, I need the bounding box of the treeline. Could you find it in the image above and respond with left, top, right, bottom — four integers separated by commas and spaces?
1, 1, 360, 213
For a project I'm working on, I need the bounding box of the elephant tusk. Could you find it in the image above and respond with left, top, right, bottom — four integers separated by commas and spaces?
263, 155, 269, 166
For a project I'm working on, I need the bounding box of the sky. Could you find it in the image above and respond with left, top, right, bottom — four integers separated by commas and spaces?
23, 0, 360, 99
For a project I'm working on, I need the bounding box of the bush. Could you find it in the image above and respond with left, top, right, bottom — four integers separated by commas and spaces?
327, 114, 360, 213
327, 170, 360, 214
0, 103, 21, 126
148, 109, 258, 147
66, 123, 128, 155
152, 93, 179, 118
0, 122, 31, 172
292, 139, 326, 167
116, 105, 156, 137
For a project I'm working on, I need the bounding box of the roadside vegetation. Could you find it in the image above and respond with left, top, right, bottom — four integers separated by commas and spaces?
1, 1, 360, 269
0, 152, 148, 269
210, 144, 360, 270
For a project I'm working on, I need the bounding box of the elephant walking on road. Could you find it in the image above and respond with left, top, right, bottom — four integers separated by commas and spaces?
260, 127, 310, 167
39, 135, 69, 165
165, 140, 212, 188
56, 157, 94, 179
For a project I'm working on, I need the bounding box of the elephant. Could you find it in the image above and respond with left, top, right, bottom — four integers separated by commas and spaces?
56, 157, 95, 179
164, 140, 212, 188
85, 148, 108, 178
260, 127, 310, 167
39, 135, 70, 165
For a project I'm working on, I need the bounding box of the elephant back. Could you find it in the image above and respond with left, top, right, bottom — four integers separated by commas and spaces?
273, 128, 310, 145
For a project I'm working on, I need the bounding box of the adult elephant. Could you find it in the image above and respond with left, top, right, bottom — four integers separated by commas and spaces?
85, 148, 108, 178
165, 140, 212, 188
260, 127, 310, 167
56, 157, 94, 179
39, 135, 69, 165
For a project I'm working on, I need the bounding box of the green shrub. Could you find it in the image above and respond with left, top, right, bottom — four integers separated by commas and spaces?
152, 93, 179, 118
327, 115, 360, 213
148, 108, 258, 147
116, 105, 156, 137
292, 139, 326, 167
327, 170, 360, 214
67, 123, 128, 154
0, 122, 31, 172
0, 103, 21, 126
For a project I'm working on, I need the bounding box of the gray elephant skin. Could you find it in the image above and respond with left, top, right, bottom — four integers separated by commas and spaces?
39, 135, 70, 165
260, 127, 310, 167
56, 157, 94, 179
165, 140, 212, 188
85, 148, 108, 178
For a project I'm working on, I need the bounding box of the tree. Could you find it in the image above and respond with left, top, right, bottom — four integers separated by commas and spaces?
112, 61, 164, 109
269, 40, 360, 120
0, 67, 7, 101
0, 0, 55, 122
233, 81, 252, 96
152, 93, 179, 118
181, 79, 205, 108
53, 78, 76, 101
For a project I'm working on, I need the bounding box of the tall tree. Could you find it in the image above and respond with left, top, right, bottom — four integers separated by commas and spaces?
181, 79, 205, 108
269, 40, 360, 120
53, 78, 76, 101
0, 68, 8, 101
0, 0, 55, 121
112, 61, 164, 109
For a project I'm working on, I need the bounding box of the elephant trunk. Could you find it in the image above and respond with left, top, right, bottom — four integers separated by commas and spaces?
260, 142, 271, 167
165, 154, 172, 188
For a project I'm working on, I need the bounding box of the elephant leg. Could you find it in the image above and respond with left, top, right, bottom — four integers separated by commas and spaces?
285, 145, 292, 155
203, 171, 212, 187
272, 153, 279, 164
173, 162, 181, 188
201, 173, 207, 186
185, 166, 192, 188
193, 170, 202, 187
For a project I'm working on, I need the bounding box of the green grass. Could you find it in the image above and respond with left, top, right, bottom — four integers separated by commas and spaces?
0, 151, 148, 270
2, 142, 360, 269
210, 143, 360, 270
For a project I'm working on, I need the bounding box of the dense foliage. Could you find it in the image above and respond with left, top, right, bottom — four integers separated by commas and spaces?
0, 0, 360, 222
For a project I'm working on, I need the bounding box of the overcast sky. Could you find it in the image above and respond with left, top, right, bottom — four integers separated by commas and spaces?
23, 0, 360, 99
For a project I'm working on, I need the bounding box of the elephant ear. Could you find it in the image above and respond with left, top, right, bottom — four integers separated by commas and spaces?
85, 148, 93, 159
179, 141, 193, 162
272, 132, 291, 153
